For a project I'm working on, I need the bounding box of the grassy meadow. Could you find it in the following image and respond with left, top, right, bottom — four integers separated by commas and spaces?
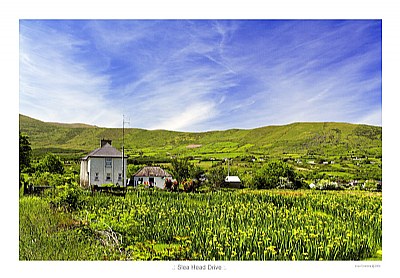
19, 189, 382, 261
19, 114, 382, 261
19, 114, 382, 162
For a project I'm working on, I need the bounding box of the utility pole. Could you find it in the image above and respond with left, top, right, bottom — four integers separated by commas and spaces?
122, 115, 130, 186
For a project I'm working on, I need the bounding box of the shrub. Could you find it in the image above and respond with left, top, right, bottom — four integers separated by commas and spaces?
51, 182, 86, 211
182, 179, 200, 193
239, 172, 255, 189
207, 166, 226, 189
19, 133, 32, 173
253, 160, 298, 189
36, 153, 64, 174
164, 179, 180, 192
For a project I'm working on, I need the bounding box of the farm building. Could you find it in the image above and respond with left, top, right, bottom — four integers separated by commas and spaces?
132, 166, 173, 189
80, 139, 128, 188
224, 176, 242, 188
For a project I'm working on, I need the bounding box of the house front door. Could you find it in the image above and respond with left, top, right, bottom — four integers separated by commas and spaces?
149, 177, 155, 188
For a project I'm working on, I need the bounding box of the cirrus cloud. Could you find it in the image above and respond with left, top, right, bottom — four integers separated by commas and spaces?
19, 20, 382, 131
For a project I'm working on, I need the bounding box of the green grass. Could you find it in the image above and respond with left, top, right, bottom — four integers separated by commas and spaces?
20, 114, 382, 182
20, 114, 382, 161
19, 196, 111, 260
19, 114, 383, 261
20, 189, 382, 261
365, 249, 382, 261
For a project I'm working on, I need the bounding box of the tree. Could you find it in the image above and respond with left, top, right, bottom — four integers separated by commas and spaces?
207, 166, 226, 189
168, 158, 205, 192
253, 160, 298, 189
190, 165, 205, 182
19, 132, 32, 173
169, 157, 192, 186
37, 153, 64, 174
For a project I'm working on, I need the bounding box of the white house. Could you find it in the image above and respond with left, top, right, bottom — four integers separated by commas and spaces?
80, 139, 128, 188
132, 166, 173, 189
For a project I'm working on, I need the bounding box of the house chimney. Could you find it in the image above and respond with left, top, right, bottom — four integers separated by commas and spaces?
100, 139, 112, 147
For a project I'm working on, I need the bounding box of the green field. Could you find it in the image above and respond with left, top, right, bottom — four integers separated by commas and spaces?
19, 114, 382, 261
19, 114, 382, 184
19, 189, 381, 261
19, 114, 382, 161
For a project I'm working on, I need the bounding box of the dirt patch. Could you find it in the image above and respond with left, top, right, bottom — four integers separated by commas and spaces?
186, 144, 202, 149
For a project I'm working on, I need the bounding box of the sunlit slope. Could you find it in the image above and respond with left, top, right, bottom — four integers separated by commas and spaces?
19, 114, 381, 159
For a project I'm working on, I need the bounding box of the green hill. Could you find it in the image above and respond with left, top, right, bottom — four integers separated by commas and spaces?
19, 114, 382, 163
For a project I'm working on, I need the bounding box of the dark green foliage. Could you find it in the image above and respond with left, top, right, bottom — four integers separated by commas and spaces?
207, 166, 226, 189
46, 173, 87, 211
190, 165, 205, 181
127, 164, 143, 177
253, 160, 298, 189
169, 157, 192, 185
354, 125, 382, 140
51, 186, 83, 211
19, 132, 32, 173
37, 153, 64, 174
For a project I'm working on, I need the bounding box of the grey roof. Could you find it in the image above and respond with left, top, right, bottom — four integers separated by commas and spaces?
82, 143, 127, 159
134, 166, 172, 177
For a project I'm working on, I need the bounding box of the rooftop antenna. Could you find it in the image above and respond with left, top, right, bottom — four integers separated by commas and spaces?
122, 114, 130, 186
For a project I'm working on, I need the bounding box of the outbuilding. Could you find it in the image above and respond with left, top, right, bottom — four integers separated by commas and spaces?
132, 166, 173, 189
224, 176, 242, 188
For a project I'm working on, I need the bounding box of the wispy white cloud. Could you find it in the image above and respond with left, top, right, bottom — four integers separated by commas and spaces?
207, 20, 382, 129
356, 108, 382, 126
19, 20, 381, 131
19, 21, 121, 127
149, 101, 217, 131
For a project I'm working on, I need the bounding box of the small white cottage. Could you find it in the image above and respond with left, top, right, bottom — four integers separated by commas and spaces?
133, 166, 173, 189
80, 139, 128, 188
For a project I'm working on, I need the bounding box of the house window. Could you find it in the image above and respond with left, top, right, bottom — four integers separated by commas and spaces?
94, 172, 99, 181
105, 158, 112, 168
106, 173, 111, 181
118, 173, 122, 181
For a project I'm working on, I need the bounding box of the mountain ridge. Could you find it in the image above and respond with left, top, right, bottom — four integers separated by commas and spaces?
19, 114, 382, 161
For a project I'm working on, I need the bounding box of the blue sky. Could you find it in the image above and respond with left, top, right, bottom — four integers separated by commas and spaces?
19, 19, 382, 131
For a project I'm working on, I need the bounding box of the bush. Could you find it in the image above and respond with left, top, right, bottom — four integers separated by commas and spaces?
36, 153, 64, 174
207, 166, 226, 189
182, 179, 200, 193
239, 172, 255, 189
253, 160, 299, 189
28, 172, 79, 188
50, 182, 86, 211
164, 179, 179, 192
20, 133, 32, 173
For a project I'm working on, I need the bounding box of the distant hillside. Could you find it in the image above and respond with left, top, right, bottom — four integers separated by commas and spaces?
47, 121, 97, 128
19, 114, 382, 161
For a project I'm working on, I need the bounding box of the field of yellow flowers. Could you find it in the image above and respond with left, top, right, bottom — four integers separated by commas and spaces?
70, 189, 381, 261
